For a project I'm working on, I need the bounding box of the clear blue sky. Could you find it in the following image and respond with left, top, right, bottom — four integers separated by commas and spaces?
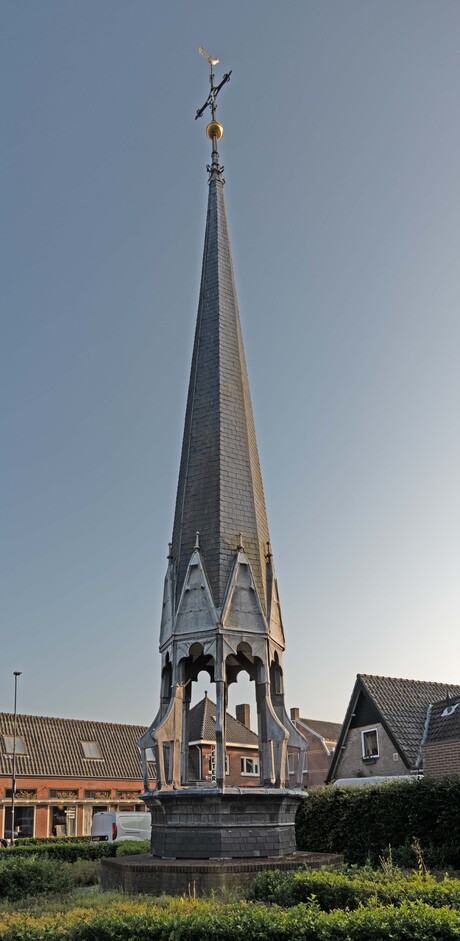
2, 1, 460, 727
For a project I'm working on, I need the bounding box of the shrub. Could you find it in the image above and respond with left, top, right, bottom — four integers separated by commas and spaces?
249, 866, 460, 910
16, 836, 90, 845
62, 858, 101, 887
0, 855, 73, 901
4, 841, 115, 862
296, 775, 460, 868
114, 839, 150, 856
1, 896, 460, 940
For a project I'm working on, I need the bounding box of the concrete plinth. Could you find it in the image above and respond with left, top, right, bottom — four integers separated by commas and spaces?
142, 786, 307, 859
101, 851, 344, 896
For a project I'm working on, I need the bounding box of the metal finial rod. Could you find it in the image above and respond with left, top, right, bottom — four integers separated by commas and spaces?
195, 46, 232, 122
195, 531, 200, 550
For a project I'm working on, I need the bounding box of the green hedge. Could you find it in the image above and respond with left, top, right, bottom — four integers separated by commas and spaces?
16, 836, 90, 845
296, 776, 460, 867
114, 840, 150, 856
0, 855, 73, 901
3, 841, 115, 862
1, 897, 460, 940
250, 866, 460, 910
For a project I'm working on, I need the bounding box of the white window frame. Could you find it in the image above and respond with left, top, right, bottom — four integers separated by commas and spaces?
81, 741, 103, 760
288, 753, 295, 775
241, 756, 260, 776
361, 728, 379, 760
3, 735, 25, 755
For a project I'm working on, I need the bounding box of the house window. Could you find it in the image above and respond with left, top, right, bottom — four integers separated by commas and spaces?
50, 805, 75, 838
81, 741, 102, 759
241, 756, 259, 776
5, 788, 36, 800
3, 735, 25, 755
145, 748, 156, 763
288, 753, 295, 775
4, 805, 34, 839
49, 789, 78, 800
361, 729, 379, 759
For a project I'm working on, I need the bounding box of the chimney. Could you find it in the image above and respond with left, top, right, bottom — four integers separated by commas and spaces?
236, 704, 251, 729
290, 707, 300, 721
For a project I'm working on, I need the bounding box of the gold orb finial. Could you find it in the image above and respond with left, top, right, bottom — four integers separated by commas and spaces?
206, 121, 223, 141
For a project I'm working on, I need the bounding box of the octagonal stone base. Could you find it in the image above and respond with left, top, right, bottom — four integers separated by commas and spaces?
142, 787, 307, 859
101, 851, 344, 896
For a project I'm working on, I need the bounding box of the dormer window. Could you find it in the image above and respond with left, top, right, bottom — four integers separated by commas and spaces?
3, 735, 25, 755
361, 729, 379, 759
81, 741, 102, 760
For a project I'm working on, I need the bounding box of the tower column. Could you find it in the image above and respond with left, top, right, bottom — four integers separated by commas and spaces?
214, 635, 226, 788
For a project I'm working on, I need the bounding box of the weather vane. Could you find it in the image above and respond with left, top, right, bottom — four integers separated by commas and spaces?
195, 46, 232, 144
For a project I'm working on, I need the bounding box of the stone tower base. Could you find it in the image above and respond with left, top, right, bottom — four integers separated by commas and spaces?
101, 851, 343, 896
143, 787, 306, 859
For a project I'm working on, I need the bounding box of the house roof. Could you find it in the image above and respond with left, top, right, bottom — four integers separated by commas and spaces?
0, 712, 153, 781
296, 718, 342, 743
188, 694, 258, 748
425, 695, 460, 745
328, 674, 460, 782
0, 696, 258, 782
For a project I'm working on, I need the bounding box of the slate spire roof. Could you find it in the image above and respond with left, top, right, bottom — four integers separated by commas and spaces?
171, 147, 270, 612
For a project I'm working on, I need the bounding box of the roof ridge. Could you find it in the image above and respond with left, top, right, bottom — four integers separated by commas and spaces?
359, 673, 460, 687
0, 712, 148, 731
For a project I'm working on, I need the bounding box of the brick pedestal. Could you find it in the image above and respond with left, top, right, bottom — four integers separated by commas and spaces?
101, 851, 343, 896
142, 786, 307, 859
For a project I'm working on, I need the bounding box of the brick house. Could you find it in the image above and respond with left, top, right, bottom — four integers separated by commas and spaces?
422, 694, 460, 778
327, 674, 460, 783
289, 709, 341, 787
0, 696, 259, 839
0, 713, 155, 840
187, 693, 260, 786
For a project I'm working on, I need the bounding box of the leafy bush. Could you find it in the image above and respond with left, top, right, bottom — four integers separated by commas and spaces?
114, 839, 150, 856
296, 775, 460, 868
16, 836, 90, 845
1, 896, 460, 940
62, 858, 101, 887
0, 855, 73, 901
4, 841, 115, 862
250, 866, 460, 910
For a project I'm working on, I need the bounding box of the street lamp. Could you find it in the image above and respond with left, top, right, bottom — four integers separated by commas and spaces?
11, 671, 22, 846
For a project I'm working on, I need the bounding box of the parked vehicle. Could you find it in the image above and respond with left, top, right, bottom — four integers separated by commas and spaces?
90, 811, 151, 843
333, 774, 421, 787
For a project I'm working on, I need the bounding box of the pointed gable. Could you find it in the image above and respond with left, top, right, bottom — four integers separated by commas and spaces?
174, 549, 217, 636
222, 549, 267, 634
327, 674, 460, 782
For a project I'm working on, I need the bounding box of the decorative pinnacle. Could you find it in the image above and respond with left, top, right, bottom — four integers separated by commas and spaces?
237, 533, 245, 551
194, 531, 200, 550
196, 46, 231, 181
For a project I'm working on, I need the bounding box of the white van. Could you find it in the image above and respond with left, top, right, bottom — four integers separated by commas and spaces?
90, 811, 151, 843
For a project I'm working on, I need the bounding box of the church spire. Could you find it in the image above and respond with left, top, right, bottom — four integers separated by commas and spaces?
171, 52, 270, 614
140, 52, 307, 797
